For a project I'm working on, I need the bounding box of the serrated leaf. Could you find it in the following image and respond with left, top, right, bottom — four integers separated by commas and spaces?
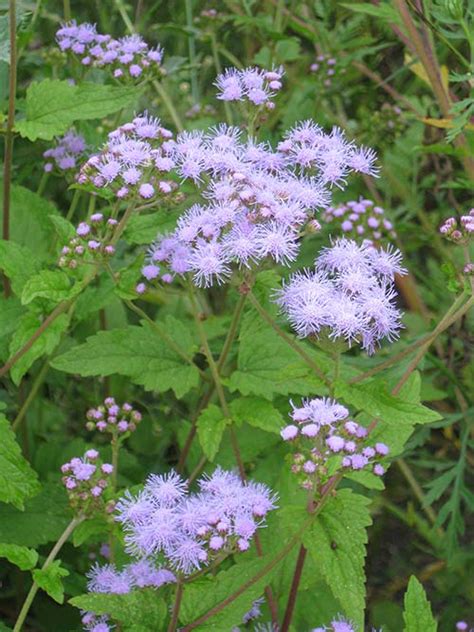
51, 322, 199, 398
403, 576, 437, 632
230, 396, 283, 434
0, 484, 71, 547
0, 543, 38, 570
0, 241, 42, 296
48, 214, 76, 242
70, 590, 167, 630
21, 270, 81, 305
15, 80, 139, 141
124, 210, 180, 244
9, 311, 70, 385
0, 297, 25, 361
196, 405, 228, 461
33, 560, 69, 604
72, 516, 109, 547
303, 489, 372, 627
0, 414, 40, 509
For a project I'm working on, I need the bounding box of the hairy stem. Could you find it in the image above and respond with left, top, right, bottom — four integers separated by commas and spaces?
13, 516, 83, 632
167, 580, 184, 632
280, 544, 307, 632
2, 0, 18, 297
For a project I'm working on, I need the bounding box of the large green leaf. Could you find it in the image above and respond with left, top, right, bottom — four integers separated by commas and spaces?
21, 270, 82, 306
51, 321, 199, 398
230, 396, 284, 434
8, 311, 70, 385
403, 576, 437, 632
70, 590, 167, 631
0, 414, 40, 509
33, 560, 69, 604
124, 209, 180, 244
0, 543, 38, 571
0, 241, 42, 297
0, 484, 71, 547
196, 404, 228, 461
303, 489, 372, 627
0, 297, 25, 361
15, 80, 139, 141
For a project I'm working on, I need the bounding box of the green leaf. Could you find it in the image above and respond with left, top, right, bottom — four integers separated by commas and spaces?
15, 80, 139, 141
196, 404, 228, 461
0, 241, 42, 296
48, 214, 76, 242
70, 590, 167, 630
0, 543, 38, 571
124, 209, 180, 244
403, 576, 437, 632
275, 38, 301, 62
9, 312, 70, 385
72, 516, 109, 547
303, 489, 372, 627
33, 560, 69, 604
230, 396, 283, 434
0, 297, 25, 361
0, 484, 71, 547
0, 184, 59, 257
0, 414, 40, 509
180, 554, 284, 629
51, 322, 199, 398
21, 270, 81, 305
340, 2, 402, 25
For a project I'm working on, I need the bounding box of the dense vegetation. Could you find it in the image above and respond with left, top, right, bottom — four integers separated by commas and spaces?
0, 1, 473, 631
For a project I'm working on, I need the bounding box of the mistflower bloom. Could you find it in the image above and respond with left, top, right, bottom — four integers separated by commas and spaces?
115, 468, 277, 575
58, 214, 119, 270
136, 119, 376, 289
56, 21, 164, 82
312, 616, 357, 632
86, 559, 175, 594
76, 113, 177, 203
86, 397, 142, 436
281, 397, 389, 492
323, 198, 397, 245
276, 238, 406, 354
439, 209, 474, 243
81, 613, 113, 632
61, 451, 113, 514
214, 66, 284, 108
43, 130, 87, 175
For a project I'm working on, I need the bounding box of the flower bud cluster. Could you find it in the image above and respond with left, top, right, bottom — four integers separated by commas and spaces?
56, 21, 164, 81
439, 210, 474, 243
371, 103, 405, 137
43, 130, 87, 175
214, 66, 284, 108
115, 469, 277, 574
323, 198, 396, 245
310, 54, 344, 88
86, 397, 142, 436
76, 113, 178, 203
59, 213, 117, 269
281, 397, 389, 492
61, 450, 113, 513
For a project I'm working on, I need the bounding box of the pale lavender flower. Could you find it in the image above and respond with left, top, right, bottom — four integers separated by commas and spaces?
43, 130, 87, 174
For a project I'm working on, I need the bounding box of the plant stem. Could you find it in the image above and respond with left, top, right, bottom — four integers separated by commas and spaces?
209, 31, 234, 126
152, 80, 184, 132
247, 291, 330, 387
2, 0, 18, 298
280, 545, 307, 632
65, 189, 81, 222
185, 0, 199, 105
62, 0, 70, 20
36, 171, 49, 197
177, 387, 214, 474
12, 361, 49, 432
113, 0, 135, 34
167, 580, 184, 632
396, 458, 440, 528
13, 516, 83, 632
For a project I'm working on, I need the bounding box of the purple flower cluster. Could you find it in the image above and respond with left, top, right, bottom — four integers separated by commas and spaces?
87, 558, 175, 594
59, 213, 117, 269
323, 198, 396, 245
281, 397, 389, 491
115, 469, 277, 574
215, 66, 284, 108
310, 54, 344, 88
61, 450, 113, 512
81, 613, 112, 632
312, 616, 357, 632
43, 130, 87, 174
277, 238, 406, 354
77, 113, 177, 202
136, 121, 377, 289
56, 21, 163, 80
439, 209, 474, 243
86, 397, 142, 436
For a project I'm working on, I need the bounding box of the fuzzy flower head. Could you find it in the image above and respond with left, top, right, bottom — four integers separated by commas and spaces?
86, 397, 142, 437
115, 468, 277, 575
277, 238, 406, 354
215, 66, 284, 109
61, 451, 114, 515
439, 209, 474, 244
323, 198, 397, 245
86, 559, 175, 594
281, 397, 389, 492
43, 130, 87, 175
56, 21, 164, 82
58, 213, 118, 270
312, 616, 358, 632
